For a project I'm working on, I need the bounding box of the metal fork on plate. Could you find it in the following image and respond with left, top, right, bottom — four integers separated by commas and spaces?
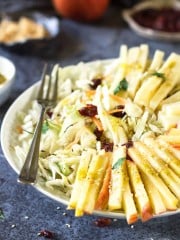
18, 64, 58, 184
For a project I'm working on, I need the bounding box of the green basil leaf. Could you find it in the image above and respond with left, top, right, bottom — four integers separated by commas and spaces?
152, 72, 166, 80
113, 78, 128, 95
42, 120, 49, 134
112, 157, 126, 170
47, 120, 61, 133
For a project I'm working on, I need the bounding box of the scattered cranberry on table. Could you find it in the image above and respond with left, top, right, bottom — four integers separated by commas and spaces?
38, 230, 54, 239
94, 218, 112, 227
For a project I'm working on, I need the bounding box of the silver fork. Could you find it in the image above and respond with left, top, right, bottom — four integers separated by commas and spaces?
18, 64, 58, 184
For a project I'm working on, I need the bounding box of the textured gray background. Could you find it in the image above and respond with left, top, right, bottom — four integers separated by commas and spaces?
0, 1, 180, 240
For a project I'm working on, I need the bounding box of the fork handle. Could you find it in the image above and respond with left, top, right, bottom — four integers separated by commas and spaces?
18, 106, 46, 184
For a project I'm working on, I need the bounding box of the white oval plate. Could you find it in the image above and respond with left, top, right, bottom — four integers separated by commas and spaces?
122, 0, 180, 42
1, 59, 180, 220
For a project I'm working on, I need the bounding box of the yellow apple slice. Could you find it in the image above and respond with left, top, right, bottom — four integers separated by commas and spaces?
157, 138, 180, 161
127, 159, 153, 222
128, 147, 178, 210
110, 45, 128, 92
134, 75, 162, 107
108, 146, 126, 210
134, 141, 180, 199
123, 160, 138, 224
140, 171, 166, 215
149, 50, 164, 71
68, 150, 93, 210
150, 53, 180, 110
75, 151, 109, 216
143, 138, 180, 176
127, 44, 149, 98
160, 91, 180, 106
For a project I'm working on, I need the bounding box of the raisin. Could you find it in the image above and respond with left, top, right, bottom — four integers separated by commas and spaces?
79, 104, 97, 117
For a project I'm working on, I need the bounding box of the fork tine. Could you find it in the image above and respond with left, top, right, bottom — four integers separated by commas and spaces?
45, 75, 51, 99
51, 68, 58, 102
37, 63, 48, 99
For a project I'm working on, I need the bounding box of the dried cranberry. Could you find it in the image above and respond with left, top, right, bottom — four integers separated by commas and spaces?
38, 230, 54, 239
46, 110, 53, 118
79, 104, 98, 117
116, 105, 125, 110
111, 105, 126, 118
94, 218, 112, 227
101, 142, 114, 152
94, 127, 103, 141
89, 78, 102, 89
126, 153, 133, 162
121, 141, 133, 148
112, 111, 126, 118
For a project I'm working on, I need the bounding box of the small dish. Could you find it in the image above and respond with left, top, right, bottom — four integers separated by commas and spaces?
0, 56, 16, 106
122, 0, 180, 41
0, 10, 61, 52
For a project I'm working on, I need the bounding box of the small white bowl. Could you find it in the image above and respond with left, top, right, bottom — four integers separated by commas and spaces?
122, 0, 180, 41
0, 56, 16, 106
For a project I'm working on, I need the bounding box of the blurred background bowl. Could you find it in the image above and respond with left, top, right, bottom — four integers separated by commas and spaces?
0, 56, 16, 106
0, 10, 61, 53
122, 0, 180, 41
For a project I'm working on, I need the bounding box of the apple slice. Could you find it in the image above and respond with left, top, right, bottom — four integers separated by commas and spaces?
128, 147, 178, 210
150, 53, 180, 110
134, 75, 162, 107
108, 146, 126, 210
68, 150, 93, 210
127, 159, 153, 222
143, 138, 180, 176
75, 151, 109, 216
134, 141, 180, 199
157, 138, 180, 160
123, 160, 138, 224
140, 171, 166, 215
160, 91, 180, 106
95, 160, 112, 210
127, 44, 149, 98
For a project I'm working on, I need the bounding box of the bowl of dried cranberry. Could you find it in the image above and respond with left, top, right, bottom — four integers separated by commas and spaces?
122, 0, 180, 41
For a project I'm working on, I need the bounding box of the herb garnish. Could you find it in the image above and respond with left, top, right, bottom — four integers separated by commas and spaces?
42, 120, 49, 134
113, 78, 128, 94
152, 72, 166, 80
112, 157, 126, 170
0, 208, 5, 220
23, 129, 33, 135
42, 120, 60, 134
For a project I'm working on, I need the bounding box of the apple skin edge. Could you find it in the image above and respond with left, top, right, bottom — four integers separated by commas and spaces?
141, 203, 153, 222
